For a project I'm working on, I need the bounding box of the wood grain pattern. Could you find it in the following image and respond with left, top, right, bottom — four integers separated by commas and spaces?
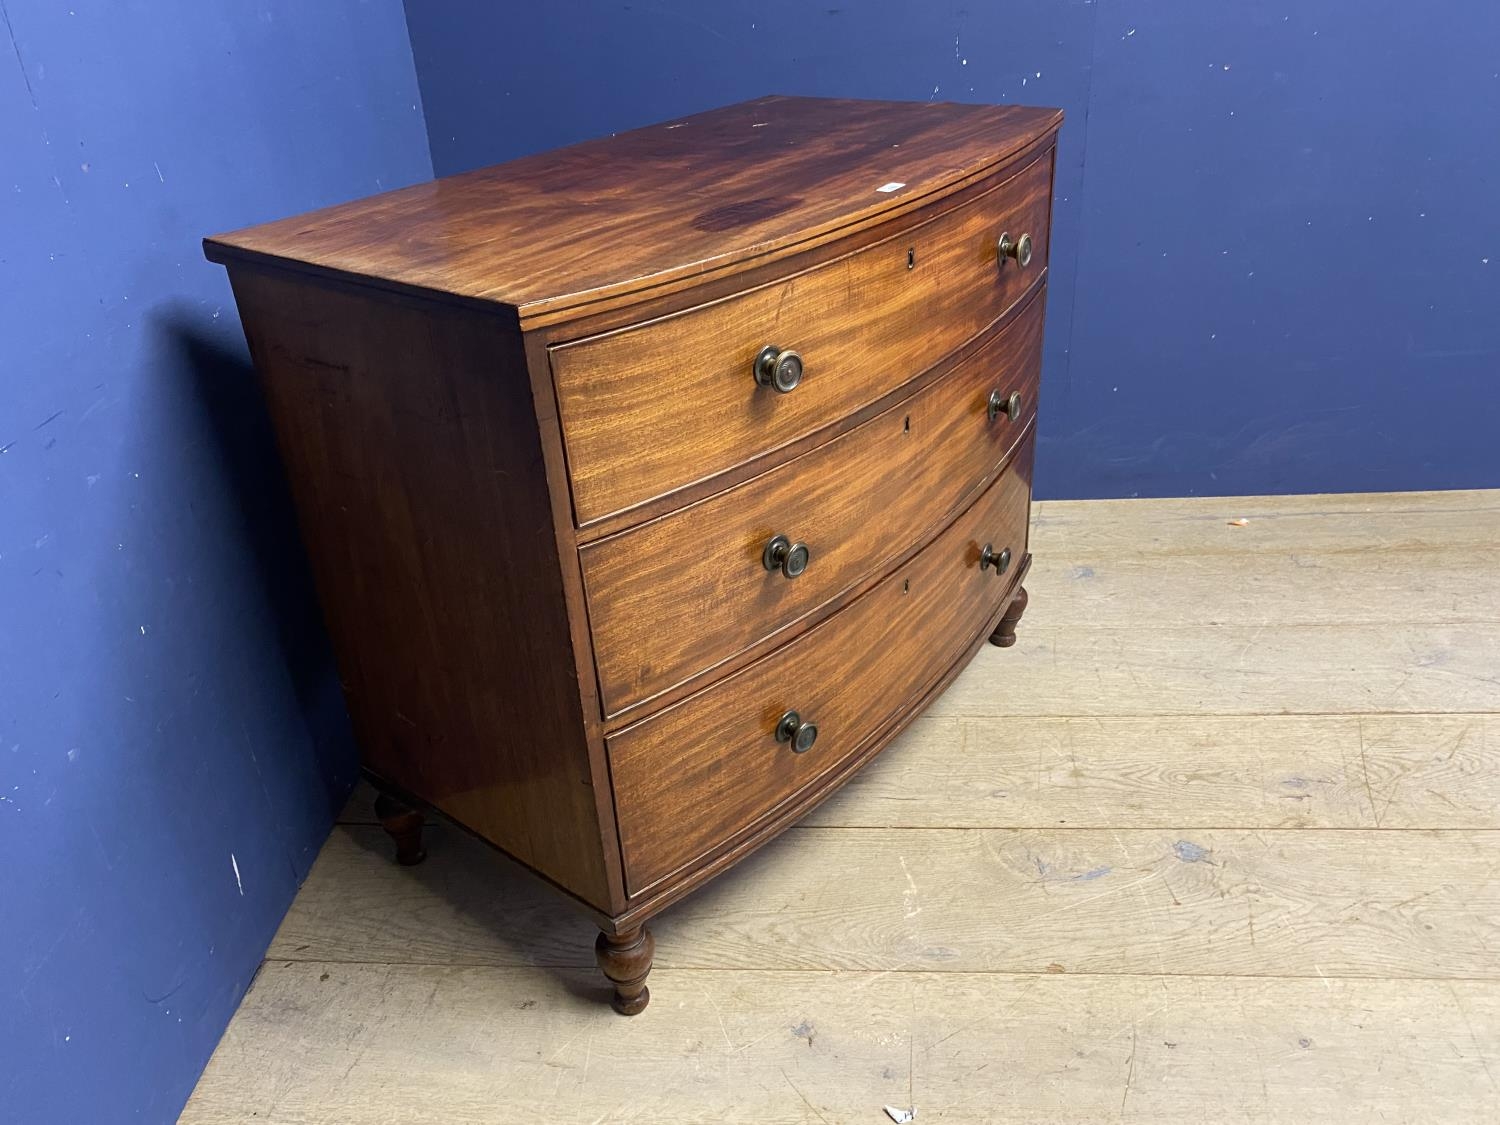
340, 711, 1500, 832
267, 821, 1500, 981
804, 713, 1500, 830
227, 269, 616, 910
267, 825, 588, 968
188, 488, 1500, 1123
1026, 547, 1500, 628
213, 96, 1063, 961
331, 572, 1025, 934
933, 621, 1500, 718
653, 826, 1500, 978
1033, 488, 1500, 557
205, 96, 1062, 325
583, 292, 1044, 718
551, 151, 1052, 524
608, 439, 1034, 895
181, 963, 1500, 1125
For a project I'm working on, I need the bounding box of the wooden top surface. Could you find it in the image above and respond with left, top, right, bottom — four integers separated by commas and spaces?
204, 95, 1062, 322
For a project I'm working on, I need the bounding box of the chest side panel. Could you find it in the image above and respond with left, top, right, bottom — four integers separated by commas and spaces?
226, 269, 617, 911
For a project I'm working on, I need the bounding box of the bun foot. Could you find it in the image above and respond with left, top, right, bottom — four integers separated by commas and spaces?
374, 792, 427, 866
989, 584, 1029, 648
595, 924, 655, 1015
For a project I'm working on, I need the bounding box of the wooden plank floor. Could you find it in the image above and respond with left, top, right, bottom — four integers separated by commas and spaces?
181, 490, 1500, 1124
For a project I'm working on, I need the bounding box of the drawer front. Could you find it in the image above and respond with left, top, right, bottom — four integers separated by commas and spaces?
608, 434, 1034, 895
550, 150, 1053, 526
583, 289, 1044, 719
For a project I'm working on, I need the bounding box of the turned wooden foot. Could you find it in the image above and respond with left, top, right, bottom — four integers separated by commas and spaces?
595, 924, 654, 1015
989, 584, 1029, 647
374, 792, 427, 866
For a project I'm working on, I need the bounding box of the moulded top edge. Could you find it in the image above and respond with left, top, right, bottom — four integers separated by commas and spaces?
203, 95, 1062, 323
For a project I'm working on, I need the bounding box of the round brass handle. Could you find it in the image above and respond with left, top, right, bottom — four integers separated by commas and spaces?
776, 709, 819, 753
763, 534, 810, 578
997, 231, 1034, 270
753, 345, 804, 393
987, 389, 1023, 423
980, 543, 1012, 575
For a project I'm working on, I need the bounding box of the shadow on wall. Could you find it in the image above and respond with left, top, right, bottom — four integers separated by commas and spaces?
3, 302, 361, 1124
150, 305, 353, 812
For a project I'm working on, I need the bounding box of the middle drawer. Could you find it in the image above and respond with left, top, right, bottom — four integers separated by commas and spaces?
582, 286, 1044, 720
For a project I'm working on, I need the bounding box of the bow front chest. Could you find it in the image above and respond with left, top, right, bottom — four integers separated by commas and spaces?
206, 95, 1062, 1014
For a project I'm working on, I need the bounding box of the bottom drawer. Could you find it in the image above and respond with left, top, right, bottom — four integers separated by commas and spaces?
608, 432, 1035, 895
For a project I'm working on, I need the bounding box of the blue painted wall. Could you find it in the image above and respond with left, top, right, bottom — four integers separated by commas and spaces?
4, 1, 1497, 1117
0, 3, 430, 1122
404, 0, 1500, 499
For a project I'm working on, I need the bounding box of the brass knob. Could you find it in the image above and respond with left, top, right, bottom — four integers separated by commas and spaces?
762, 534, 810, 578
997, 231, 1034, 269
980, 543, 1012, 575
987, 389, 1023, 423
776, 710, 819, 753
753, 345, 804, 393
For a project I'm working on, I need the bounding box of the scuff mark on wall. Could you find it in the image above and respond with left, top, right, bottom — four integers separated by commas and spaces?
1, 0, 39, 111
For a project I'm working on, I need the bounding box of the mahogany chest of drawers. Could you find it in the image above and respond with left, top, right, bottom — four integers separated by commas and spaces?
206, 95, 1062, 1014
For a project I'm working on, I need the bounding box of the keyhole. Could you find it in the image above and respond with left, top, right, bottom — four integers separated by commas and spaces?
903, 579, 910, 594
907, 247, 916, 270
903, 415, 911, 433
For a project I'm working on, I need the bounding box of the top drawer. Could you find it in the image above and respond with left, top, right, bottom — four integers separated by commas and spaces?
549, 149, 1054, 526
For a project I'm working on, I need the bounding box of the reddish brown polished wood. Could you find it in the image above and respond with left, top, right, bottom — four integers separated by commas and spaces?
608, 434, 1034, 895
206, 96, 1062, 1014
594, 925, 655, 1016
225, 270, 620, 911
991, 583, 1032, 648
205, 96, 1062, 326
551, 151, 1052, 524
583, 287, 1045, 720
